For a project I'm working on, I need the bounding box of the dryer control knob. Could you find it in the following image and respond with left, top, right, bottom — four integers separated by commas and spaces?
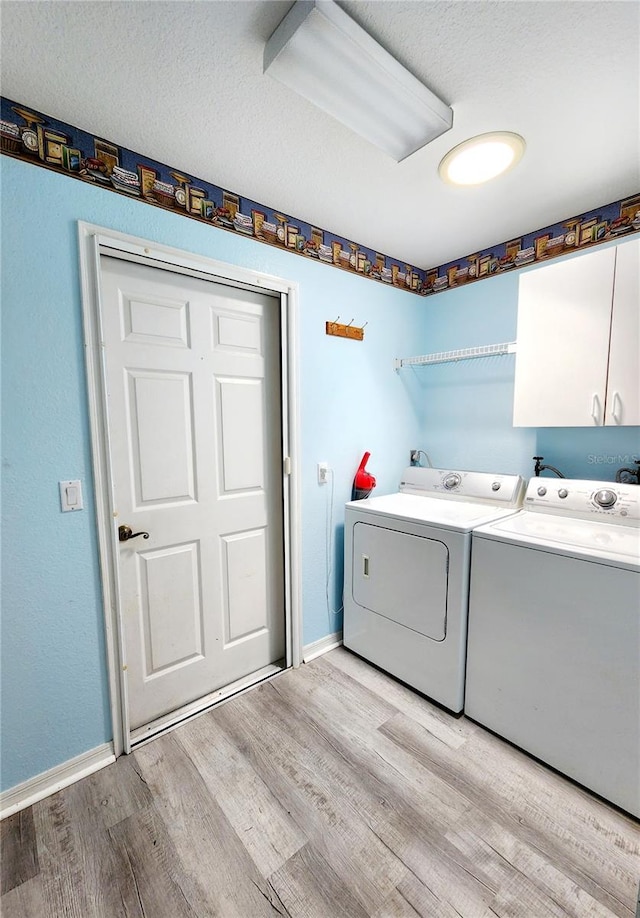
491, 481, 501, 491
594, 488, 617, 509
558, 488, 569, 499
537, 486, 547, 496
443, 473, 461, 490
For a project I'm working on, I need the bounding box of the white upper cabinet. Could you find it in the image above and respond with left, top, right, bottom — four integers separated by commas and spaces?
513, 238, 639, 427
606, 239, 639, 425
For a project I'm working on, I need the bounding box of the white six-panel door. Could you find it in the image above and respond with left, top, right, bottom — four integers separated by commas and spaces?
99, 255, 285, 732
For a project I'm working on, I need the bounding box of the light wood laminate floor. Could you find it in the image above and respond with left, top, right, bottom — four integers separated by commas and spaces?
2, 648, 639, 918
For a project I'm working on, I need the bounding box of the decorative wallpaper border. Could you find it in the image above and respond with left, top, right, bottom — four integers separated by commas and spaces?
2, 97, 639, 297
431, 194, 640, 295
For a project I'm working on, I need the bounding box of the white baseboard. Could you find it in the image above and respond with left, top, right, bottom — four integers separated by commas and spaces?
1, 742, 115, 820
302, 630, 343, 663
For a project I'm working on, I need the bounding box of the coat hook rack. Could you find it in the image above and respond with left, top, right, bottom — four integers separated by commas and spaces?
326, 318, 366, 340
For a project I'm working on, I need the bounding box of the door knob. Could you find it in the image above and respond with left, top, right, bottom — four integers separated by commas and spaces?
118, 524, 150, 542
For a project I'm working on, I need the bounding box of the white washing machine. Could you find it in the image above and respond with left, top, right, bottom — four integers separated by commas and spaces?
343, 467, 525, 712
466, 477, 640, 817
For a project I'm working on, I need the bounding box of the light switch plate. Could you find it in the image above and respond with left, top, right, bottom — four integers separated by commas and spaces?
59, 479, 83, 512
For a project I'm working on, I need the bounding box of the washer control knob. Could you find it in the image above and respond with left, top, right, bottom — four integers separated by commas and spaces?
558, 488, 569, 499
443, 473, 461, 490
594, 488, 617, 509
537, 486, 547, 496
491, 481, 501, 491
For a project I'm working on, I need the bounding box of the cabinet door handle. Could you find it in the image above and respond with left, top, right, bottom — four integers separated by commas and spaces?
591, 394, 601, 425
611, 391, 622, 424
362, 554, 370, 578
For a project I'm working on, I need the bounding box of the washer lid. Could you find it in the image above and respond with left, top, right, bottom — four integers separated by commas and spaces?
474, 511, 640, 570
346, 492, 522, 532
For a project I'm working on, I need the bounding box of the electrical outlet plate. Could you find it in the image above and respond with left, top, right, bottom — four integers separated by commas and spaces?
317, 461, 329, 484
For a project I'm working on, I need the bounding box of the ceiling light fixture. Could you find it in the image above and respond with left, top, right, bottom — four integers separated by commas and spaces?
439, 132, 526, 186
264, 0, 453, 162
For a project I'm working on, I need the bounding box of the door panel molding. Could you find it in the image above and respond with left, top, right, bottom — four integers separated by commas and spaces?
138, 540, 205, 677
127, 368, 197, 505
78, 222, 301, 757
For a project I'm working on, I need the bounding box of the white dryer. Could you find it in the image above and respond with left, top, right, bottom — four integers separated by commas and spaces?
466, 478, 640, 817
343, 468, 525, 712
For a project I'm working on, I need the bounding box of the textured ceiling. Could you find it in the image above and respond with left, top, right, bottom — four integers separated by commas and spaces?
1, 1, 638, 268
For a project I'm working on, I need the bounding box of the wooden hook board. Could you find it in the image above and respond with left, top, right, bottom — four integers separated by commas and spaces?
326, 321, 365, 341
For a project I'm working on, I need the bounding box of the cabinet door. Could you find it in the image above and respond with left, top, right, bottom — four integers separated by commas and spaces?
513, 247, 616, 426
605, 238, 639, 426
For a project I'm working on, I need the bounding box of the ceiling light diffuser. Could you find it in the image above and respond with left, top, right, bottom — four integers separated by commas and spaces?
439, 132, 526, 185
264, 0, 453, 162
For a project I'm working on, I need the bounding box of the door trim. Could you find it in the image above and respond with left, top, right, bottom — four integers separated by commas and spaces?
78, 222, 302, 757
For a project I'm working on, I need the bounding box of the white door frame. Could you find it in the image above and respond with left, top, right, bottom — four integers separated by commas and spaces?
78, 222, 302, 757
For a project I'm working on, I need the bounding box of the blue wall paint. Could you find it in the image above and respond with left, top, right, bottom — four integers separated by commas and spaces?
416, 268, 639, 479
0, 156, 430, 790
2, 164, 112, 789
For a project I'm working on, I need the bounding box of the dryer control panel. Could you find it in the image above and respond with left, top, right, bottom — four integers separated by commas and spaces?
524, 478, 640, 522
400, 468, 525, 505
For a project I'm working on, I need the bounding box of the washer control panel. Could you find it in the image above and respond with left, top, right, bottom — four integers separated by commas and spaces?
399, 468, 525, 505
524, 478, 640, 521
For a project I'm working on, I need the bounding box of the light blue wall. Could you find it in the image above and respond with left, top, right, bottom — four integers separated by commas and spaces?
0, 156, 430, 790
416, 266, 639, 480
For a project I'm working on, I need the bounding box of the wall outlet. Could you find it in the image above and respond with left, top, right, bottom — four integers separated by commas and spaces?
410, 450, 419, 465
317, 461, 329, 484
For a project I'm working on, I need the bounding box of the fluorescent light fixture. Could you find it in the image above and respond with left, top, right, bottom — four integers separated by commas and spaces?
264, 0, 453, 162
439, 132, 526, 185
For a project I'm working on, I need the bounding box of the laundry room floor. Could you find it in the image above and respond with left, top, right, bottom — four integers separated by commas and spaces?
2, 647, 639, 918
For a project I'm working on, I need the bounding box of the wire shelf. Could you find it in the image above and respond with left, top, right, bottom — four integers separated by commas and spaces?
394, 341, 517, 370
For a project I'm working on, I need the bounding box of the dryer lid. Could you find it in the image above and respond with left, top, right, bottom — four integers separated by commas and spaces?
346, 492, 523, 532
